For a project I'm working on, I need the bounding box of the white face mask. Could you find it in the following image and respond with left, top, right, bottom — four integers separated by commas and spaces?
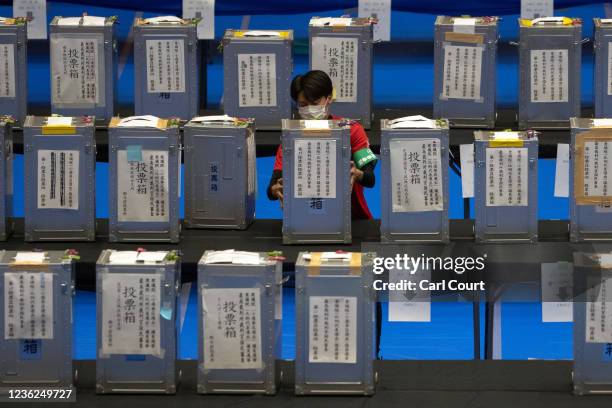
298, 102, 329, 120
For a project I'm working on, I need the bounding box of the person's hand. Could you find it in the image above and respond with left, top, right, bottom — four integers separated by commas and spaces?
350, 161, 363, 190
270, 178, 284, 207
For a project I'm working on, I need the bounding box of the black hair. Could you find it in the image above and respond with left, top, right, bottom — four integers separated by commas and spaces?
290, 70, 333, 104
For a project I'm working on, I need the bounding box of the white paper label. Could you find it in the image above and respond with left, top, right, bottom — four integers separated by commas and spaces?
593, 119, 612, 127
358, 0, 391, 41
388, 116, 436, 129
390, 139, 443, 212
56, 17, 81, 26
237, 53, 277, 107
453, 18, 476, 34
37, 150, 79, 210
530, 49, 568, 103
117, 150, 169, 222
13, 0, 47, 39
202, 288, 262, 369
145, 40, 186, 93
582, 141, 612, 198
46, 116, 73, 126
51, 36, 102, 105
15, 252, 45, 263
82, 16, 107, 26
4, 272, 53, 339
203, 249, 261, 265
441, 44, 483, 101
554, 143, 569, 198
183, 0, 215, 39
117, 115, 160, 128
137, 251, 168, 263
486, 147, 529, 206
388, 266, 431, 322
101, 273, 161, 356
310, 17, 353, 27
308, 296, 357, 363
586, 275, 612, 343
521, 0, 554, 19
0, 44, 15, 98
541, 262, 573, 323
304, 120, 329, 129
247, 132, 256, 195
460, 144, 475, 198
492, 132, 520, 140
311, 37, 358, 103
293, 139, 336, 199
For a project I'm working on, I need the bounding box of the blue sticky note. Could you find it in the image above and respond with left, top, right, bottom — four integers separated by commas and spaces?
20, 339, 42, 360
126, 145, 142, 162
603, 344, 612, 362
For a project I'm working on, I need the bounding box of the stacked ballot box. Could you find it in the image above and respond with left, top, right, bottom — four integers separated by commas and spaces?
309, 17, 374, 129
0, 120, 12, 241
294, 252, 376, 395
0, 18, 27, 123
474, 130, 538, 243
570, 118, 612, 241
96, 249, 181, 394
518, 17, 582, 129
380, 117, 450, 243
594, 19, 612, 118
197, 250, 283, 394
281, 119, 351, 244
0, 251, 75, 395
108, 116, 181, 243
184, 116, 256, 229
23, 116, 96, 242
50, 16, 117, 120
222, 29, 293, 130
133, 16, 200, 120
572, 252, 612, 395
433, 16, 498, 128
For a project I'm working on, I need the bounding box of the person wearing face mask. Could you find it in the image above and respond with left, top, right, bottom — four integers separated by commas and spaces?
267, 70, 378, 219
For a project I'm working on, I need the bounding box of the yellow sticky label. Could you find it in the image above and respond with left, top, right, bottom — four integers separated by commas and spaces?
522, 17, 574, 27
489, 140, 524, 147
42, 126, 76, 135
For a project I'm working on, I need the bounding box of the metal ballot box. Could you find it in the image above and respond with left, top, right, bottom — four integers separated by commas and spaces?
594, 19, 612, 118
197, 250, 283, 394
309, 17, 374, 129
96, 249, 181, 394
222, 29, 293, 130
133, 16, 200, 120
0, 119, 13, 241
50, 16, 117, 121
380, 117, 449, 243
569, 118, 612, 241
0, 250, 76, 395
281, 119, 351, 244
108, 116, 181, 243
433, 16, 498, 128
474, 130, 538, 242
518, 17, 582, 129
23, 116, 96, 242
0, 18, 27, 123
573, 252, 612, 395
294, 251, 376, 395
184, 115, 256, 229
